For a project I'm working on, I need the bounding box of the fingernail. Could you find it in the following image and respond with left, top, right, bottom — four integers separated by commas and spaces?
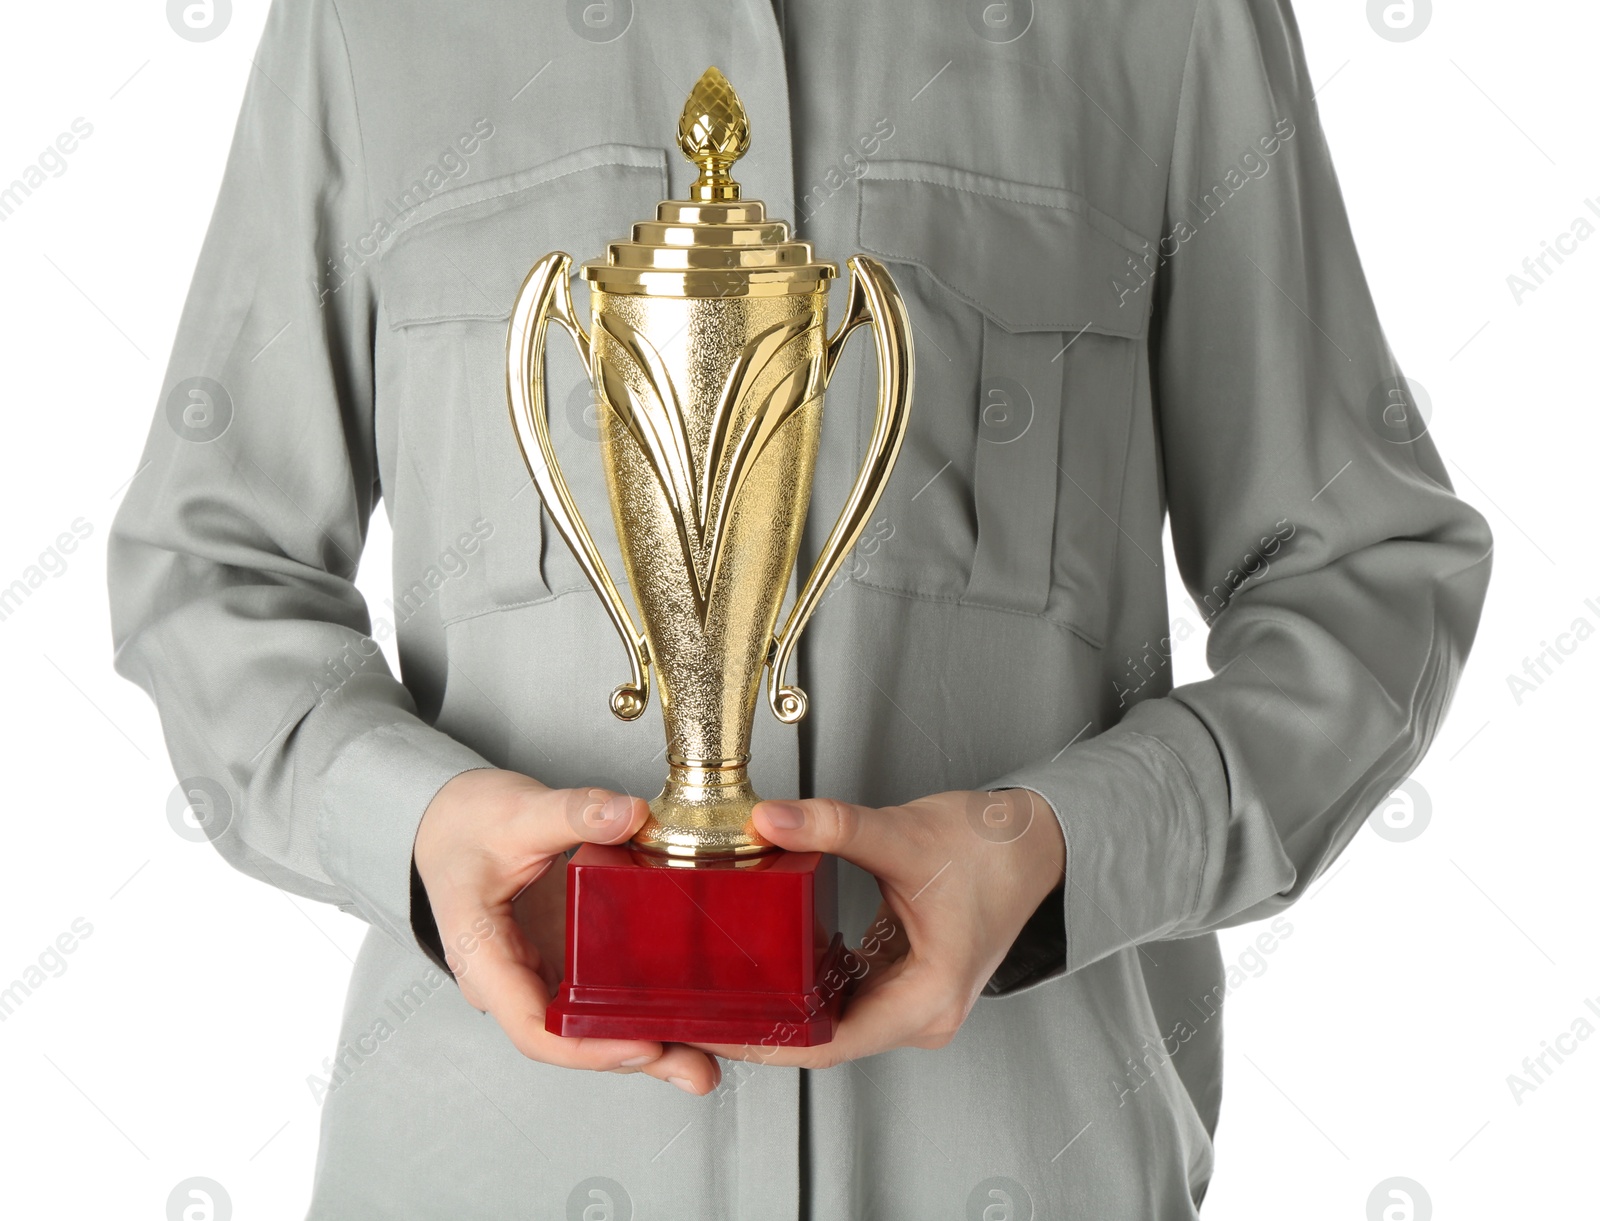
762, 802, 804, 830
668, 1075, 699, 1095
619, 1054, 653, 1068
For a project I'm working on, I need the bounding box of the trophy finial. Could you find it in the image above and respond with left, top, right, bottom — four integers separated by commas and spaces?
677, 66, 750, 201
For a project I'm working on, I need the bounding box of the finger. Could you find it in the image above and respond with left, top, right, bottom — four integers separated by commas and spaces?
629, 1044, 722, 1095
510, 865, 568, 994
507, 788, 650, 859
828, 959, 967, 1055
850, 899, 911, 996
441, 898, 663, 1072
752, 797, 921, 883
694, 956, 951, 1069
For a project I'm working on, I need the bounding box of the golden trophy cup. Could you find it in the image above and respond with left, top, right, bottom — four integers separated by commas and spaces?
506, 68, 913, 1043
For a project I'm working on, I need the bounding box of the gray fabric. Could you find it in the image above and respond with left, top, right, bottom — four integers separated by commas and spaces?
107, 0, 1492, 1217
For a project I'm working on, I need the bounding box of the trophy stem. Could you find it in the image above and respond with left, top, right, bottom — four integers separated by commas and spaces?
633, 759, 777, 859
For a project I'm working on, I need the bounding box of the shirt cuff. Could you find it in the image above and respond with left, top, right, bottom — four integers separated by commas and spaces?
985, 697, 1225, 982
316, 715, 492, 961
982, 877, 1067, 996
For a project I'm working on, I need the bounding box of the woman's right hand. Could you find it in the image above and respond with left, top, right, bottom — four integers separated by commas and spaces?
413, 768, 721, 1094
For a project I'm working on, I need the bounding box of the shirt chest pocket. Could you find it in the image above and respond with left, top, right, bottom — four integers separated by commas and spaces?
379, 145, 668, 622
852, 162, 1151, 648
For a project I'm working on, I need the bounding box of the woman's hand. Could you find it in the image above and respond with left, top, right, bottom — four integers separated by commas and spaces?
694, 789, 1066, 1069
413, 768, 721, 1094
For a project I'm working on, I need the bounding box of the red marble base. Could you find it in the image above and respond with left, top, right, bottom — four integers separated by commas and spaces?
545, 843, 844, 1046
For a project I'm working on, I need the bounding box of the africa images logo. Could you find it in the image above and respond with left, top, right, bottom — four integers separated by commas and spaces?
0, 119, 93, 224
167, 0, 231, 42
1114, 120, 1298, 308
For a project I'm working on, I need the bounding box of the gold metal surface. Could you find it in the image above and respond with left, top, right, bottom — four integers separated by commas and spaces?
677, 66, 749, 202
580, 196, 835, 299
582, 74, 833, 300
506, 69, 914, 857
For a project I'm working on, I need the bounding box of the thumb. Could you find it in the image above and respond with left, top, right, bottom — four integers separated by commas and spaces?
753, 798, 911, 881
528, 787, 650, 853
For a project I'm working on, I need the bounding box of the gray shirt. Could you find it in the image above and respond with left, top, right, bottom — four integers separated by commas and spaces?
108, 0, 1493, 1216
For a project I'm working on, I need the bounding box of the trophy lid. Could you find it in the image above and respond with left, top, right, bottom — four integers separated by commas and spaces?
580, 67, 837, 298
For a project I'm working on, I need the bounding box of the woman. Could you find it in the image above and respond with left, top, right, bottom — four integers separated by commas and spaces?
109, 0, 1491, 1215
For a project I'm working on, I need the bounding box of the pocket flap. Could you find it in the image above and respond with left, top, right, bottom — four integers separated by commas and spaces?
857, 161, 1151, 338
381, 144, 668, 329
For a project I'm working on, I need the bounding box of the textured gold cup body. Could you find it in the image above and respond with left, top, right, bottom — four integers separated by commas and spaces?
506, 72, 913, 862
591, 289, 828, 857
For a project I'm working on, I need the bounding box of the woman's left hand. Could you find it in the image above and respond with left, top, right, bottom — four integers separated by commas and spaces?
693, 788, 1066, 1069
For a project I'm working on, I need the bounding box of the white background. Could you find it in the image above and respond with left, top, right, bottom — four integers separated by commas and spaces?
0, 2, 1594, 1218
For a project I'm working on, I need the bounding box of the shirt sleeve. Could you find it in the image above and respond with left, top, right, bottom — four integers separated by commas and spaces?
106, 0, 490, 960
987, 0, 1493, 980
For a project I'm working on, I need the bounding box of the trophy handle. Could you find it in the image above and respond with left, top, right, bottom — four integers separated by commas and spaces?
507, 253, 652, 721
765, 255, 914, 724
